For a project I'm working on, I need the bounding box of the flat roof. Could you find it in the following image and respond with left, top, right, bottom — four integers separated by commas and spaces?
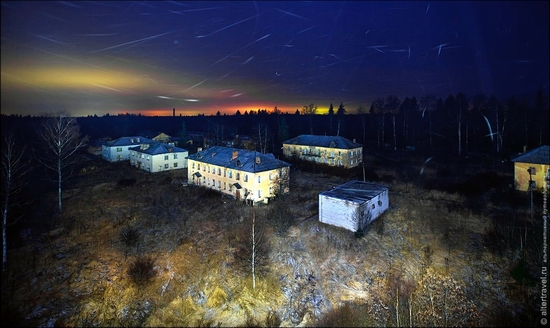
319, 180, 388, 204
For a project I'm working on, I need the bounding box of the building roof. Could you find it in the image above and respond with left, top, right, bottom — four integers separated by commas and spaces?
105, 136, 155, 147
320, 180, 388, 204
283, 134, 362, 149
187, 146, 291, 173
129, 142, 187, 155
511, 145, 550, 165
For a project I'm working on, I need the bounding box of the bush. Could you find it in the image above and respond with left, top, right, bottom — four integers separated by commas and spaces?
120, 225, 140, 247
117, 178, 136, 188
128, 256, 156, 286
315, 302, 373, 327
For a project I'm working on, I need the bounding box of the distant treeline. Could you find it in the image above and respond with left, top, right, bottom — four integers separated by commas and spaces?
2, 90, 548, 159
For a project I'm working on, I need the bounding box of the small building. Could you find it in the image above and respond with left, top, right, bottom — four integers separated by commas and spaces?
319, 180, 389, 233
129, 142, 188, 173
101, 136, 155, 162
187, 146, 291, 205
88, 138, 110, 156
153, 132, 173, 144
282, 134, 363, 168
511, 145, 550, 191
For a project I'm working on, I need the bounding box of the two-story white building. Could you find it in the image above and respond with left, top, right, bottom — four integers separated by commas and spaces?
187, 146, 291, 205
282, 135, 363, 168
129, 142, 188, 173
101, 136, 155, 162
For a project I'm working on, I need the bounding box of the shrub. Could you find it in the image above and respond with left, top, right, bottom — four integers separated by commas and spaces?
120, 225, 140, 247
117, 178, 136, 188
128, 256, 156, 286
315, 302, 373, 327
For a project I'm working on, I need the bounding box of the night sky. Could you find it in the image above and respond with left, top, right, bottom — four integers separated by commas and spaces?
1, 1, 548, 117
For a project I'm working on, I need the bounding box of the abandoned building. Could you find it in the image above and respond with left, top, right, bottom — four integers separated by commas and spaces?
129, 142, 188, 173
187, 146, 291, 205
318, 180, 389, 232
511, 145, 550, 191
282, 134, 363, 168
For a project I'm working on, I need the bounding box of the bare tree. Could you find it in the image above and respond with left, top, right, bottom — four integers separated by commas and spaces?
301, 103, 317, 135
371, 98, 386, 148
1, 133, 31, 271
235, 209, 269, 289
420, 95, 437, 147
356, 106, 367, 144
445, 93, 468, 156
256, 123, 268, 154
384, 95, 401, 151
336, 102, 346, 136
35, 112, 88, 213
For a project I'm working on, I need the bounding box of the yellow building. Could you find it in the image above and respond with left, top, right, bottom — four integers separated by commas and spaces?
511, 145, 550, 191
282, 135, 363, 168
187, 146, 291, 205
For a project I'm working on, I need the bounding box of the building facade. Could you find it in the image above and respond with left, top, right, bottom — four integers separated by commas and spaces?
129, 142, 188, 173
511, 145, 550, 191
101, 136, 155, 162
282, 135, 363, 168
319, 180, 389, 232
187, 146, 291, 205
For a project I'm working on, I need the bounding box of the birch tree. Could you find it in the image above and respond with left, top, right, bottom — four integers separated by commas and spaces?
384, 95, 401, 151
235, 209, 269, 289
1, 133, 31, 271
445, 93, 468, 156
420, 95, 437, 147
35, 112, 88, 213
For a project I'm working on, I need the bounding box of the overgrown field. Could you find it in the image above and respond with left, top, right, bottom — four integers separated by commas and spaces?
1, 154, 543, 327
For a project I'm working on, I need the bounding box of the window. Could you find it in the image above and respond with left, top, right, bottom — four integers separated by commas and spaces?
218, 168, 221, 175
236, 172, 240, 180
217, 181, 221, 188
244, 174, 248, 182
258, 190, 261, 198
269, 186, 272, 195
224, 169, 226, 177
229, 171, 232, 178
212, 167, 215, 174
174, 154, 178, 159
224, 182, 226, 190
192, 163, 195, 169
258, 176, 261, 183
164, 155, 169, 161
528, 167, 537, 175
164, 164, 169, 169
116, 147, 122, 152
198, 164, 200, 170
174, 162, 178, 168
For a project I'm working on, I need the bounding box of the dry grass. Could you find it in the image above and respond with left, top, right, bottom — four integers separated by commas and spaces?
1, 158, 539, 327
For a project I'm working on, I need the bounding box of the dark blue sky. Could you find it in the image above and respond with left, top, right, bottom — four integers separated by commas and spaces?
1, 1, 548, 116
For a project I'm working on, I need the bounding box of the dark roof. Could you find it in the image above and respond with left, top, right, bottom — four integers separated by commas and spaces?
511, 145, 550, 165
283, 134, 362, 149
187, 146, 291, 173
106, 136, 155, 147
129, 142, 187, 155
320, 180, 388, 204
89, 139, 109, 147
